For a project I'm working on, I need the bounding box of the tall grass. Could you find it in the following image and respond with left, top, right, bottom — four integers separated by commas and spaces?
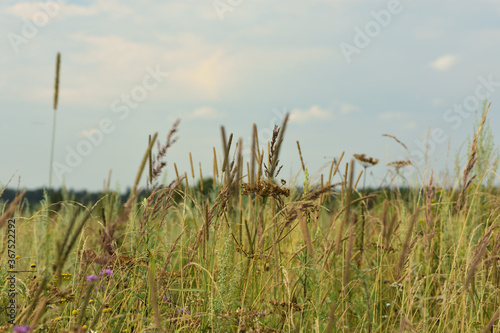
2, 103, 500, 332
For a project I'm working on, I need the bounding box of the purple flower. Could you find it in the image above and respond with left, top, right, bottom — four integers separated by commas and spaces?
12, 325, 31, 333
86, 274, 99, 282
176, 308, 190, 315
103, 269, 113, 276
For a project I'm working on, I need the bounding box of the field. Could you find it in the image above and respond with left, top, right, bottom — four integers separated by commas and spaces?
2, 104, 500, 332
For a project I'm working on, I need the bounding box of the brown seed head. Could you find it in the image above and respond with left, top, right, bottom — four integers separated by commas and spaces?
353, 154, 379, 168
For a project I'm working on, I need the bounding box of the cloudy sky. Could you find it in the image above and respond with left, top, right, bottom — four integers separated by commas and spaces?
2, 0, 500, 192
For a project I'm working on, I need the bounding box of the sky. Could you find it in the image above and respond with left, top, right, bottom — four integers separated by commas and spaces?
2, 0, 500, 192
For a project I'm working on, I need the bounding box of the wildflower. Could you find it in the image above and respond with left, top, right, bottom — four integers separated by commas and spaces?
387, 160, 411, 170
103, 308, 112, 313
15, 255, 20, 259
86, 275, 99, 282
30, 263, 36, 269
353, 154, 379, 168
72, 309, 78, 315
82, 325, 88, 329
12, 325, 31, 333
101, 269, 113, 276
176, 308, 190, 315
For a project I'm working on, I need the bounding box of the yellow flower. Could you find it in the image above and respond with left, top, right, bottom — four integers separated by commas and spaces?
72, 309, 78, 315
82, 325, 88, 329
15, 255, 20, 259
30, 263, 36, 269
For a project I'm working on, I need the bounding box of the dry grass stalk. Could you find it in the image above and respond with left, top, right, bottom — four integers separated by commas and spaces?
189, 152, 195, 179
148, 257, 161, 328
14, 276, 48, 325
132, 132, 158, 197
385, 211, 398, 250
398, 315, 417, 333
139, 179, 183, 247
48, 52, 61, 190
55, 207, 93, 284
381, 200, 388, 245
343, 214, 357, 288
424, 170, 436, 256
199, 162, 204, 192
382, 133, 409, 151
327, 152, 344, 187
163, 228, 185, 270
0, 190, 25, 230
250, 124, 257, 185
257, 149, 264, 182
457, 102, 491, 212
213, 147, 219, 183
353, 169, 363, 189
482, 307, 500, 333
298, 214, 313, 255
267, 113, 289, 180
148, 134, 153, 183
388, 160, 412, 170
174, 162, 180, 182
336, 160, 355, 254
189, 180, 235, 262
328, 160, 335, 185
464, 226, 495, 291
150, 120, 180, 188
237, 138, 243, 188
297, 141, 306, 172
396, 209, 419, 279
220, 126, 233, 185
184, 172, 189, 196
53, 52, 61, 110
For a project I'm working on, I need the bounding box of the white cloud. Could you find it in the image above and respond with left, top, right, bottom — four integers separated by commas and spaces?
339, 103, 360, 114
378, 111, 405, 120
430, 54, 458, 71
290, 105, 332, 123
186, 106, 218, 119
1, 0, 132, 20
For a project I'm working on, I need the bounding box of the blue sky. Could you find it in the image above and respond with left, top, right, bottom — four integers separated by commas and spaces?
2, 0, 500, 192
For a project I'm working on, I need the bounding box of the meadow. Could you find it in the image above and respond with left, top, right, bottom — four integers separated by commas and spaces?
1, 98, 500, 333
